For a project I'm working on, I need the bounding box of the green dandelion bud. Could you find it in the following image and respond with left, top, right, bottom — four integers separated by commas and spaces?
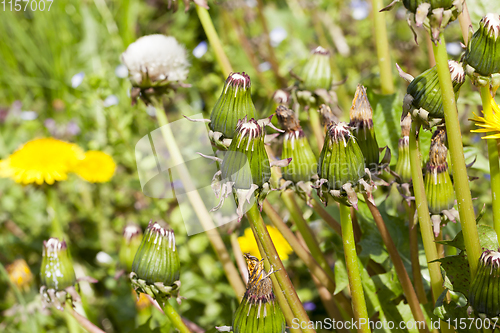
301, 46, 332, 92
276, 105, 318, 205
402, 60, 465, 128
469, 250, 500, 318
232, 254, 286, 333
464, 14, 500, 90
395, 114, 412, 184
208, 118, 289, 221
317, 122, 372, 209
209, 72, 257, 145
119, 224, 143, 273
424, 127, 457, 236
349, 84, 380, 171
40, 238, 80, 310
130, 221, 180, 303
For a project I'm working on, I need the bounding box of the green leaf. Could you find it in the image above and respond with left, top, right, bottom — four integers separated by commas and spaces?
434, 253, 471, 297
434, 290, 478, 333
437, 224, 499, 252
368, 92, 400, 165
333, 257, 349, 295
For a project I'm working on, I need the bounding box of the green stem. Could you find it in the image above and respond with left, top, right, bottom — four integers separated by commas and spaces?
262, 200, 354, 319
309, 107, 324, 153
162, 300, 192, 333
153, 100, 246, 299
338, 203, 370, 333
363, 194, 429, 333
255, 0, 287, 87
371, 0, 395, 95
246, 203, 316, 333
46, 186, 64, 239
432, 34, 481, 278
409, 120, 445, 304
65, 303, 105, 333
282, 190, 335, 282
195, 5, 233, 77
479, 87, 500, 239
406, 202, 428, 305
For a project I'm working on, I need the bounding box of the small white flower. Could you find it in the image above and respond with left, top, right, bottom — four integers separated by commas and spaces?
121, 34, 190, 87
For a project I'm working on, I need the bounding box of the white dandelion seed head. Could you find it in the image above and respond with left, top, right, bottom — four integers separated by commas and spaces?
121, 34, 190, 87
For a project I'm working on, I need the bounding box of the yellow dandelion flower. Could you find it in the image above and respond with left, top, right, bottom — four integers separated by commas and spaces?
470, 99, 500, 139
0, 138, 84, 185
238, 226, 293, 260
6, 259, 33, 291
75, 151, 116, 183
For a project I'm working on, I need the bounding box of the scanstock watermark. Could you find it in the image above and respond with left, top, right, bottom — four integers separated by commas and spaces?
291, 317, 499, 331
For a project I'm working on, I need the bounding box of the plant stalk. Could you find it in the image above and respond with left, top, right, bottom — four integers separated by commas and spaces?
432, 33, 481, 278
65, 303, 106, 333
230, 232, 249, 283
371, 0, 395, 94
153, 101, 245, 299
282, 190, 335, 282
196, 5, 233, 77
363, 194, 429, 333
246, 202, 316, 333
409, 119, 445, 304
406, 202, 428, 304
309, 106, 324, 152
479, 87, 500, 239
162, 300, 192, 333
262, 200, 354, 319
338, 203, 371, 333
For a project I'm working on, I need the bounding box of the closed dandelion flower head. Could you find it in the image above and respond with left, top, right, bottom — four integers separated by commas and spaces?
7, 259, 33, 291
75, 151, 116, 183
121, 34, 189, 88
238, 226, 292, 260
0, 138, 84, 185
470, 98, 500, 139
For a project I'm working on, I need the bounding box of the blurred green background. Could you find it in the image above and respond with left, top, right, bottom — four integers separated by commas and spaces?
1, 0, 500, 332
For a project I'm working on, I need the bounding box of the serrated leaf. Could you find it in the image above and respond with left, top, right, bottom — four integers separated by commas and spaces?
434, 254, 471, 297
437, 225, 498, 252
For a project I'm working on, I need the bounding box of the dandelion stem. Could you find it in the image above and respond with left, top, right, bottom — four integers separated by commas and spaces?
338, 203, 371, 333
65, 303, 106, 333
479, 87, 500, 239
262, 200, 354, 319
309, 106, 324, 152
255, 0, 287, 87
409, 119, 446, 304
281, 190, 335, 282
162, 300, 192, 333
371, 0, 395, 95
195, 5, 233, 77
153, 100, 245, 299
432, 33, 481, 278
246, 202, 316, 333
46, 186, 64, 239
405, 202, 428, 304
363, 194, 430, 333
